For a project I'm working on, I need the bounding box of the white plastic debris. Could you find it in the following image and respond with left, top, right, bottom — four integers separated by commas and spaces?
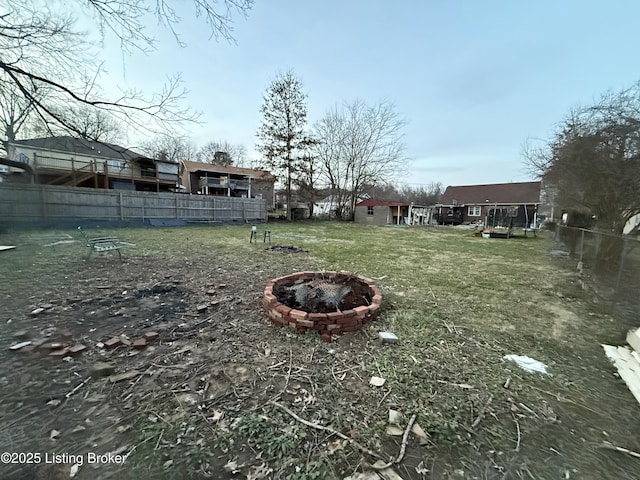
369, 376, 386, 387
503, 354, 550, 375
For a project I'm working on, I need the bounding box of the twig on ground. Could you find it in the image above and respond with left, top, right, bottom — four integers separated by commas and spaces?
269, 400, 386, 461
154, 429, 164, 452
529, 385, 603, 416
372, 414, 417, 470
472, 395, 493, 429
512, 413, 521, 452
65, 377, 90, 400
600, 441, 640, 459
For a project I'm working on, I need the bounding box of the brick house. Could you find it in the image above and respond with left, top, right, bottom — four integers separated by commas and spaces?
435, 181, 542, 228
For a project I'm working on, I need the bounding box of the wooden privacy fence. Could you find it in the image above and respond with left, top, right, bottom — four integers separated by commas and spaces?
0, 184, 266, 225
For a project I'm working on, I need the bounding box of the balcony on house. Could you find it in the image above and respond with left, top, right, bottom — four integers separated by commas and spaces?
198, 175, 251, 191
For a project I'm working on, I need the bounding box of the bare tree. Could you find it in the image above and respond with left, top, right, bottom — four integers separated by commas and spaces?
525, 82, 640, 236
197, 140, 247, 166
140, 134, 197, 162
0, 78, 43, 152
257, 71, 311, 221
314, 100, 407, 220
0, 0, 253, 140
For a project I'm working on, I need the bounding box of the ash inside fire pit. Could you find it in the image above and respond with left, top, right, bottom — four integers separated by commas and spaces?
274, 274, 372, 313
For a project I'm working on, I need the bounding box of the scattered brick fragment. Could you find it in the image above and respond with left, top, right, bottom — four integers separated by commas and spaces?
132, 338, 146, 349
49, 348, 70, 357
69, 344, 87, 355
196, 304, 208, 312
103, 337, 121, 349
144, 331, 159, 342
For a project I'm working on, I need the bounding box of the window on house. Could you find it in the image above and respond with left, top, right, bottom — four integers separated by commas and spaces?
367, 206, 374, 216
468, 206, 482, 216
108, 159, 126, 170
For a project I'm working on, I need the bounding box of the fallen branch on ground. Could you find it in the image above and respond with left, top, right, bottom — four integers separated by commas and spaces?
372, 414, 417, 470
269, 401, 386, 461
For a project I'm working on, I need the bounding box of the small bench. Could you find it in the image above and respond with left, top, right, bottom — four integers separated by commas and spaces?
78, 227, 135, 260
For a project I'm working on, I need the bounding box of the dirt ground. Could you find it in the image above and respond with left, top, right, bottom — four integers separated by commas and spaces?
1, 243, 402, 480
1, 228, 640, 480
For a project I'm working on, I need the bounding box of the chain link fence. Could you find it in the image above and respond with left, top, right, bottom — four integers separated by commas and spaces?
555, 225, 640, 326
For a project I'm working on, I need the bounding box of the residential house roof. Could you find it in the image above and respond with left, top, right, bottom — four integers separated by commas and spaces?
181, 160, 276, 182
9, 136, 149, 161
355, 198, 411, 207
439, 182, 541, 206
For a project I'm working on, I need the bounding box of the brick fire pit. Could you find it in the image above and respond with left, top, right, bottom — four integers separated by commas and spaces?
263, 271, 382, 342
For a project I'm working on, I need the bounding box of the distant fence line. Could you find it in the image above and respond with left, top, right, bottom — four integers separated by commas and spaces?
0, 183, 266, 227
556, 225, 640, 326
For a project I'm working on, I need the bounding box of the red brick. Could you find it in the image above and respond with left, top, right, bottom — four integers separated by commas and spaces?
264, 293, 277, 303
327, 324, 341, 331
206, 289, 216, 296
263, 286, 273, 296
297, 319, 314, 328
69, 344, 87, 354
360, 276, 375, 285
371, 286, 382, 298
354, 306, 369, 316
132, 338, 147, 349
104, 337, 121, 349
372, 294, 382, 304
309, 313, 328, 322
268, 309, 283, 321
49, 348, 70, 357
39, 342, 63, 350
369, 304, 381, 314
290, 309, 308, 321
275, 305, 292, 315
340, 309, 357, 318
144, 331, 159, 341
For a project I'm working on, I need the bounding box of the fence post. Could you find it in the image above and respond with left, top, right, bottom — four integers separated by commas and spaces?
119, 192, 124, 220
579, 229, 585, 264
175, 195, 179, 219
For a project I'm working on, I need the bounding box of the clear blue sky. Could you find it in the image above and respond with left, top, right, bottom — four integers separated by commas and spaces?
102, 1, 640, 188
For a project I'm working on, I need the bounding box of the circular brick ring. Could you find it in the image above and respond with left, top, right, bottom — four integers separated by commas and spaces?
263, 271, 382, 342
